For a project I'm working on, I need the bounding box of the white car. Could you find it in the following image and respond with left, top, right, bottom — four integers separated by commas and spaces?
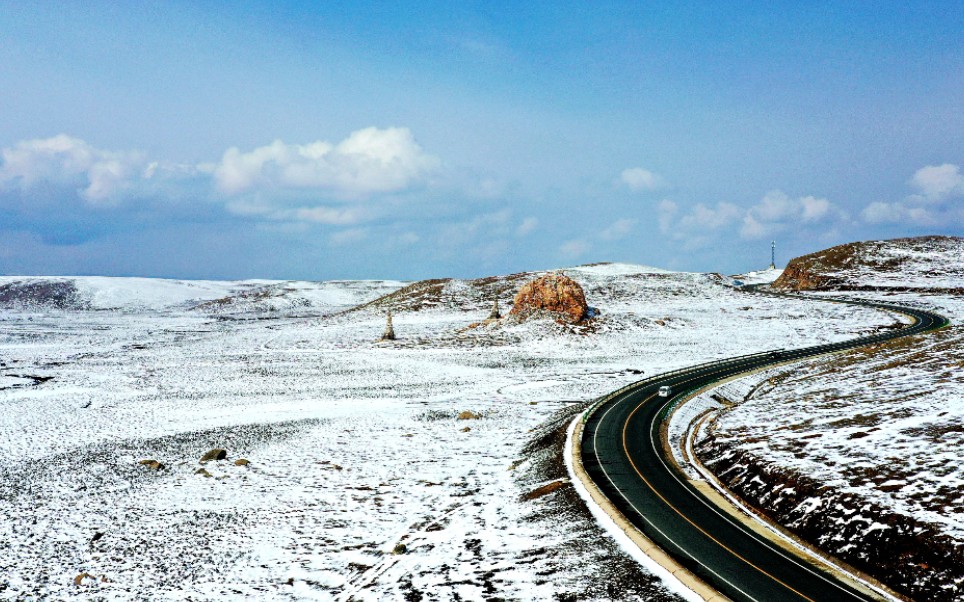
658, 385, 673, 398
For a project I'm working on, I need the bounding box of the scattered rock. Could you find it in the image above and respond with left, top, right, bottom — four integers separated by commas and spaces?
138, 459, 164, 471
90, 532, 104, 544
392, 543, 408, 555
460, 426, 471, 432
457, 410, 481, 420
199, 448, 227, 463
195, 468, 212, 478
522, 479, 568, 501
73, 572, 95, 586
509, 273, 589, 323
234, 458, 250, 466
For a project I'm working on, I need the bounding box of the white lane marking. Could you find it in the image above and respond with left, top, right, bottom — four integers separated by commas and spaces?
587, 295, 943, 602
593, 395, 760, 602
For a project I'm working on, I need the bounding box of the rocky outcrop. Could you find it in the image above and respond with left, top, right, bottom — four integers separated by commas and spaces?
199, 448, 227, 463
509, 273, 589, 323
771, 259, 844, 291
522, 479, 568, 501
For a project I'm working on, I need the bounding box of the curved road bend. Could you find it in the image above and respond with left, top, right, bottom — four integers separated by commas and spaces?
581, 292, 948, 602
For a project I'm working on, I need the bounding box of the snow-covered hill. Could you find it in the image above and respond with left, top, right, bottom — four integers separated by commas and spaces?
697, 238, 964, 601
0, 276, 406, 314
0, 263, 899, 600
772, 235, 964, 291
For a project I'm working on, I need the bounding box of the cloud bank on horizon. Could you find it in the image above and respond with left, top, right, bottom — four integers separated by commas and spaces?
0, 3, 961, 280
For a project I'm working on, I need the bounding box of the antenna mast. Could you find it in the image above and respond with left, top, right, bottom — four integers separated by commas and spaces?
770, 241, 776, 270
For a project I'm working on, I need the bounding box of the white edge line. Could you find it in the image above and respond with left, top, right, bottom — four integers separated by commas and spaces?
565, 414, 705, 602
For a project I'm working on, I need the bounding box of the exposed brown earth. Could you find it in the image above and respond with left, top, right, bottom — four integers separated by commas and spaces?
696, 433, 964, 602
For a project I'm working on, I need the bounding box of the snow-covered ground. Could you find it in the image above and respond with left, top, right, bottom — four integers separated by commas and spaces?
0, 264, 896, 600
694, 239, 964, 601
0, 276, 406, 314
729, 267, 783, 286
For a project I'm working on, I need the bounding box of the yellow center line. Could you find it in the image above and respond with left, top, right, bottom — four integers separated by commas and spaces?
603, 301, 940, 602
620, 369, 818, 602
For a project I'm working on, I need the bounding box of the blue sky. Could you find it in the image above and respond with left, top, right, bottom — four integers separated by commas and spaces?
1, 1, 962, 279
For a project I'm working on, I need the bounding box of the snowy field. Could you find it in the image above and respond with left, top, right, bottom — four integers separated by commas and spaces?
0, 265, 895, 601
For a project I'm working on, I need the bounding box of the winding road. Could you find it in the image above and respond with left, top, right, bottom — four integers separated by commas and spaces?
579, 291, 948, 602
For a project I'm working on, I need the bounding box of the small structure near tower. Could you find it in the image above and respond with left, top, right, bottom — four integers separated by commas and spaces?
488, 298, 501, 320
769, 240, 777, 270
381, 310, 396, 341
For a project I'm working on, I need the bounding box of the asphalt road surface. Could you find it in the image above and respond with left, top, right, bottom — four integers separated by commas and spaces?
581, 291, 948, 602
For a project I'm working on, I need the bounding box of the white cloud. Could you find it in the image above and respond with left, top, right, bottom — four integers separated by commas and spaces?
740, 190, 839, 239
0, 134, 145, 205
516, 217, 539, 236
0, 128, 442, 229
560, 239, 590, 258
619, 167, 664, 192
656, 200, 740, 251
599, 218, 637, 241
910, 163, 963, 200
657, 199, 677, 233
223, 198, 368, 225
862, 163, 963, 226
292, 206, 367, 225
799, 195, 830, 221
329, 227, 369, 246
740, 214, 766, 239
861, 201, 902, 224
861, 201, 938, 226
654, 190, 845, 251
679, 201, 741, 231
213, 127, 439, 198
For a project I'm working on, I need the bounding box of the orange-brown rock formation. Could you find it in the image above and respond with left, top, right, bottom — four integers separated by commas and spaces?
509, 273, 589, 323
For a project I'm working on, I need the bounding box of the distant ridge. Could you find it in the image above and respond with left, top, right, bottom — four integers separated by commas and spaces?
772, 235, 964, 292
